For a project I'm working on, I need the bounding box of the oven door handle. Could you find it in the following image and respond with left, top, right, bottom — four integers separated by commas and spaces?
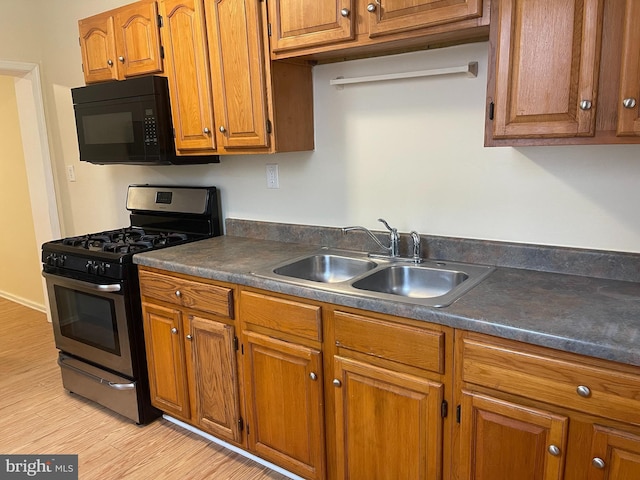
42, 271, 122, 292
58, 356, 136, 391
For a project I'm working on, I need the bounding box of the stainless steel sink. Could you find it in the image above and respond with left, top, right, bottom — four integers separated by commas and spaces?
274, 254, 377, 283
252, 248, 495, 308
352, 265, 469, 298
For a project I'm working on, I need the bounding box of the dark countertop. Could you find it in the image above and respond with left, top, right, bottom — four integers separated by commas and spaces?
133, 235, 640, 368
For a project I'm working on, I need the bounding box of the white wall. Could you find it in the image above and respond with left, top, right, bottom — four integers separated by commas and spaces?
5, 1, 640, 253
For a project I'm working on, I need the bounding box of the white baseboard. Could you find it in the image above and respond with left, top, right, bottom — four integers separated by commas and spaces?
163, 415, 305, 480
0, 291, 46, 312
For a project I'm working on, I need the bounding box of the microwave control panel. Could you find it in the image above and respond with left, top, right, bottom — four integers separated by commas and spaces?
144, 116, 158, 146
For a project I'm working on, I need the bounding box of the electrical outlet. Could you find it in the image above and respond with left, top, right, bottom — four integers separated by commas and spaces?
266, 164, 279, 189
66, 165, 76, 182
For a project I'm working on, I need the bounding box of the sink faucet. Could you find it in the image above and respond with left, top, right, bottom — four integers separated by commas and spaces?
342, 218, 400, 257
410, 231, 422, 264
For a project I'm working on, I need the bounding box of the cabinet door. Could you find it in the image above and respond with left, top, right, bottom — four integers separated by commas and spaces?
114, 0, 163, 78
268, 0, 354, 53
187, 315, 241, 443
141, 302, 190, 420
243, 331, 325, 480
78, 13, 119, 83
205, 0, 269, 149
588, 426, 640, 480
459, 391, 568, 480
491, 0, 603, 139
159, 0, 216, 153
333, 356, 444, 480
617, 0, 640, 136
367, 0, 483, 38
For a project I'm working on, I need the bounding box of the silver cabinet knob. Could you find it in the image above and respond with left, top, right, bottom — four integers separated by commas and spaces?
170, 327, 178, 334
118, 56, 125, 63
340, 8, 350, 17
203, 127, 210, 134
175, 290, 182, 298
332, 378, 342, 387
107, 59, 113, 66
579, 100, 592, 110
592, 457, 605, 469
367, 3, 377, 12
548, 445, 561, 456
186, 334, 193, 340
309, 372, 318, 381
219, 126, 226, 133
576, 385, 591, 398
623, 98, 637, 109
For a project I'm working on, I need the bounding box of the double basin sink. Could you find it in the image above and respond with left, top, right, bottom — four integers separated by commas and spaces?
252, 248, 494, 307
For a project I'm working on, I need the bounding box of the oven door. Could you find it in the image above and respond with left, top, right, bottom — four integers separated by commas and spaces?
43, 272, 134, 378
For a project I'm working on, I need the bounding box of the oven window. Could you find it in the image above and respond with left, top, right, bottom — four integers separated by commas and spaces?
54, 286, 121, 356
82, 112, 135, 145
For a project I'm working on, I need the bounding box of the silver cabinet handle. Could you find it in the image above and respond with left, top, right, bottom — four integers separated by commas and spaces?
367, 3, 376, 12
203, 127, 210, 134
118, 56, 125, 63
107, 59, 114, 66
309, 372, 318, 381
592, 457, 605, 469
548, 445, 561, 456
623, 98, 637, 109
175, 290, 182, 298
340, 8, 350, 17
332, 378, 342, 387
186, 334, 193, 340
171, 327, 178, 334
577, 385, 591, 398
579, 100, 592, 110
219, 126, 226, 133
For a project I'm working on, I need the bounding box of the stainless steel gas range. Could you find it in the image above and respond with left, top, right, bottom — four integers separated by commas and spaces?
41, 185, 222, 424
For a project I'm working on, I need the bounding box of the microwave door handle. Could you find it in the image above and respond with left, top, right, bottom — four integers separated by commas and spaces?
42, 271, 121, 292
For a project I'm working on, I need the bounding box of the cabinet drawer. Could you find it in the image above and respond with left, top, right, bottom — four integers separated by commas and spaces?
239, 290, 322, 342
139, 269, 233, 319
461, 333, 640, 425
333, 310, 445, 374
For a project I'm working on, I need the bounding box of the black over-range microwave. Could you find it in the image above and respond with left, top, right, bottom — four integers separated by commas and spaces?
71, 76, 218, 165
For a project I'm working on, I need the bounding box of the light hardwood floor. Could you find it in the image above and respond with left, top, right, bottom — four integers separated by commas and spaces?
0, 297, 288, 480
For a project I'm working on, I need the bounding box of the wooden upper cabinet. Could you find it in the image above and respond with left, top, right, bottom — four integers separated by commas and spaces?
79, 13, 119, 83
205, 0, 269, 149
113, 0, 163, 78
617, 0, 640, 136
159, 0, 216, 154
490, 0, 604, 140
268, 0, 355, 53
78, 0, 162, 83
367, 0, 483, 38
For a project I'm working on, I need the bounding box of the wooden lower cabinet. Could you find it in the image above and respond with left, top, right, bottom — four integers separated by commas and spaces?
243, 331, 325, 479
458, 391, 568, 480
333, 356, 444, 480
588, 426, 640, 480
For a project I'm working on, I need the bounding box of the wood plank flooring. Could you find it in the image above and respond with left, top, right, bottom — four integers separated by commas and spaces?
0, 298, 288, 480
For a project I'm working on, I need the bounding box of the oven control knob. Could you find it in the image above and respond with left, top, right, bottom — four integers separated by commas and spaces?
55, 255, 66, 267
96, 262, 106, 275
46, 254, 57, 266
86, 261, 99, 274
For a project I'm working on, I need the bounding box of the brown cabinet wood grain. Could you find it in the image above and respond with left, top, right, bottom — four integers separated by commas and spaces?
243, 331, 326, 480
79, 0, 162, 83
333, 355, 444, 480
159, 0, 216, 155
486, 0, 640, 145
139, 267, 241, 444
267, 0, 490, 61
456, 331, 640, 480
